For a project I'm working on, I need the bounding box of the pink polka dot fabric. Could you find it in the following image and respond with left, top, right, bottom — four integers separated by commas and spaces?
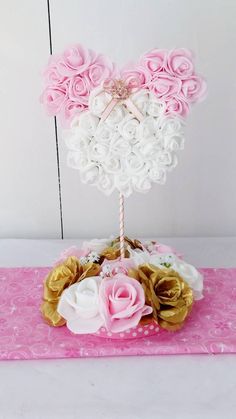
0, 267, 236, 360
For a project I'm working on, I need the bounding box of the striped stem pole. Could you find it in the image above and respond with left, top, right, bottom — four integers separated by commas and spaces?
119, 192, 125, 259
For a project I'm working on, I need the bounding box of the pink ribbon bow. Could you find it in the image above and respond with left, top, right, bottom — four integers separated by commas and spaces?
101, 78, 144, 122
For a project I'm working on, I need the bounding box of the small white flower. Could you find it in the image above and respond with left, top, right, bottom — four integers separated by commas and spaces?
87, 251, 100, 263
80, 256, 88, 265
102, 264, 112, 276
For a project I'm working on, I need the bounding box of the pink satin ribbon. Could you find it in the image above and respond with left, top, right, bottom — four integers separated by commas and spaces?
100, 78, 144, 122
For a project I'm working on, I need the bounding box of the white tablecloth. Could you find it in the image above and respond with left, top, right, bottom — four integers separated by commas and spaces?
0, 238, 236, 419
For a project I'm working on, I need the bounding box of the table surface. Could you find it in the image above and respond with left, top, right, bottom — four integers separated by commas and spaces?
0, 237, 236, 419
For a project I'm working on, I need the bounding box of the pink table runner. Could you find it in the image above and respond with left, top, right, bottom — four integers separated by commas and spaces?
0, 267, 236, 360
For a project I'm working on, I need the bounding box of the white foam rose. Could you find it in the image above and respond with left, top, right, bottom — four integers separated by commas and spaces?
110, 135, 132, 156
131, 89, 149, 115
82, 237, 113, 253
147, 94, 166, 117
158, 115, 184, 136
80, 165, 100, 184
126, 151, 146, 174
105, 104, 127, 127
67, 151, 91, 171
57, 277, 104, 334
172, 260, 204, 300
79, 111, 99, 136
118, 115, 139, 142
88, 140, 109, 162
137, 116, 158, 140
133, 176, 152, 193
88, 87, 111, 117
97, 173, 115, 195
103, 157, 121, 174
95, 122, 115, 144
149, 166, 166, 184
162, 134, 185, 151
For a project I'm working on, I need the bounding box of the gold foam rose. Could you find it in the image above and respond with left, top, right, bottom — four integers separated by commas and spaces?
101, 236, 143, 261
129, 264, 193, 331
41, 256, 101, 327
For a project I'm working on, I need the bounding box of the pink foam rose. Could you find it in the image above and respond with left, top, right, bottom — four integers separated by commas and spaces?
68, 74, 90, 104
43, 56, 68, 86
152, 243, 183, 259
101, 258, 135, 276
167, 49, 194, 78
121, 65, 152, 88
165, 97, 189, 117
40, 86, 66, 116
99, 274, 153, 333
60, 99, 87, 123
87, 54, 117, 86
180, 76, 207, 103
150, 72, 181, 99
56, 44, 95, 76
140, 48, 168, 73
54, 246, 89, 267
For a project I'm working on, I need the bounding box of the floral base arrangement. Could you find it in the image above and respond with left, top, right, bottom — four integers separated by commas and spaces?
41, 237, 203, 339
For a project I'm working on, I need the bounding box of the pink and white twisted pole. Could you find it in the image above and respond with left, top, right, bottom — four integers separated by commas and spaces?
119, 192, 125, 259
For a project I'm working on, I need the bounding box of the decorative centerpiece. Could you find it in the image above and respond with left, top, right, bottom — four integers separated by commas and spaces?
41, 45, 206, 338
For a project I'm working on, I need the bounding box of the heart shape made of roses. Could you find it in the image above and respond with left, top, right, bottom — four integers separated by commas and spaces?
41, 44, 206, 196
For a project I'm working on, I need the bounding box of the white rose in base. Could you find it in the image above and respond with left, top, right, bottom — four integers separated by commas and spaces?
172, 261, 204, 300
57, 277, 104, 334
82, 237, 113, 253
129, 249, 204, 300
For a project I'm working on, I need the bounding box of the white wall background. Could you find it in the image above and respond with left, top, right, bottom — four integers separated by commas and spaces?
0, 0, 235, 239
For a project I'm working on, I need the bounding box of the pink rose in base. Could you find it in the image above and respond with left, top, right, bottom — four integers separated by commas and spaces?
180, 76, 207, 103
54, 246, 89, 267
150, 72, 181, 99
56, 44, 94, 76
140, 49, 168, 73
101, 258, 135, 276
68, 74, 90, 104
165, 97, 189, 117
121, 65, 152, 88
167, 49, 194, 78
99, 274, 153, 333
40, 86, 66, 116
